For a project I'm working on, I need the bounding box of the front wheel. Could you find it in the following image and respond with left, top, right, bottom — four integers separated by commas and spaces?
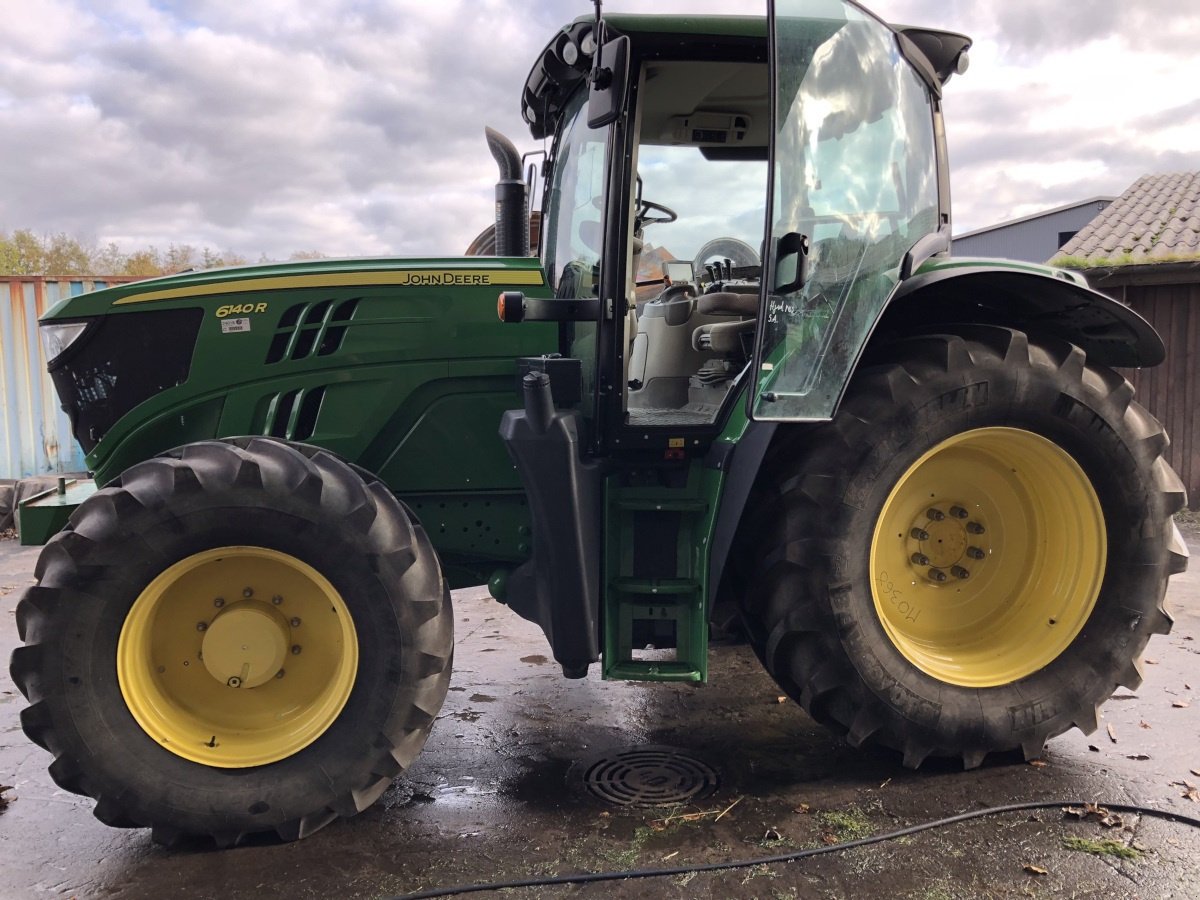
10, 438, 452, 844
740, 326, 1188, 768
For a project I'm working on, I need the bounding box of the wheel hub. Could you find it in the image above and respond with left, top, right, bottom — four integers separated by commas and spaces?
201, 602, 290, 689
904, 504, 988, 583
118, 546, 357, 768
870, 427, 1106, 688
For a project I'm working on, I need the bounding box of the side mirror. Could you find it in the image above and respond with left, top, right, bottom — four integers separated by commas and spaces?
773, 231, 810, 295
587, 35, 630, 129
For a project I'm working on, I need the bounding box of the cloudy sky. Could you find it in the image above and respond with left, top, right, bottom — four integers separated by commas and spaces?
1, 0, 1197, 261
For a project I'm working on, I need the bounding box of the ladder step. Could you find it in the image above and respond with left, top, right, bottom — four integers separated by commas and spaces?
610, 498, 708, 512
612, 577, 701, 597
605, 661, 703, 682
603, 466, 711, 683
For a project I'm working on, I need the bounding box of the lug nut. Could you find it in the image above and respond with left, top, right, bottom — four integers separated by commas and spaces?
290, 617, 301, 628
951, 566, 970, 579
243, 587, 254, 598
196, 622, 208, 632
275, 669, 286, 679
214, 597, 225, 608
967, 546, 985, 560
291, 645, 302, 655
911, 553, 930, 566
227, 676, 242, 688
927, 508, 945, 521
949, 506, 969, 519
966, 521, 986, 535
271, 595, 283, 605
911, 528, 930, 541
928, 568, 948, 583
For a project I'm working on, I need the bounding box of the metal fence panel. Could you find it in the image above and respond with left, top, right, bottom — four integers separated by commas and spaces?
0, 277, 140, 478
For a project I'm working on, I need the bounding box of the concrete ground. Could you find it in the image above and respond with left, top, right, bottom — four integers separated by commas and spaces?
1, 527, 1198, 900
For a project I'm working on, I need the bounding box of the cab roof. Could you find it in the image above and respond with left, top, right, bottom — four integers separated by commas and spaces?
520, 13, 969, 140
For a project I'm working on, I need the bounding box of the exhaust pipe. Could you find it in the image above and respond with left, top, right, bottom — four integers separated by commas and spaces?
485, 126, 529, 257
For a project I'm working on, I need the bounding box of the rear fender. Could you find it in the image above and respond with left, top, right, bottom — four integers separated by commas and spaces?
876, 261, 1164, 368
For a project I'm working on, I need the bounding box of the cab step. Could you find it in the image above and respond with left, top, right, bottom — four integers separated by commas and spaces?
603, 464, 715, 682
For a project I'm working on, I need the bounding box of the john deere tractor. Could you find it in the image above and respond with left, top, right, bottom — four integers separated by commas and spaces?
11, 1, 1188, 846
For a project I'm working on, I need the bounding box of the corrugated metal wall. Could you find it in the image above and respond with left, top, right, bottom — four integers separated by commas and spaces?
0, 277, 140, 478
1114, 282, 1200, 510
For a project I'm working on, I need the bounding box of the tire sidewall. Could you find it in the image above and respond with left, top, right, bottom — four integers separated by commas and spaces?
43, 444, 449, 834
802, 341, 1166, 751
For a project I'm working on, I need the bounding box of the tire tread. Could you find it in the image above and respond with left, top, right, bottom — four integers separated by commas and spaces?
8, 437, 452, 846
738, 325, 1185, 770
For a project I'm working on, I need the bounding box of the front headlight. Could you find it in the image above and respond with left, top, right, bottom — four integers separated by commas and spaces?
39, 321, 90, 365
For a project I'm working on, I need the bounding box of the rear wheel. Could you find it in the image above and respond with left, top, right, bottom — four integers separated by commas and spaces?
10, 438, 452, 844
740, 326, 1188, 767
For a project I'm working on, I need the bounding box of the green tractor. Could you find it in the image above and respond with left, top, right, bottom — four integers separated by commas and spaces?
10, 1, 1188, 846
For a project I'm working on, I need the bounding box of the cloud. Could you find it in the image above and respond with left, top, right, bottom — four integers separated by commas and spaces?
1, 0, 1198, 258
0, 0, 558, 258
874, 0, 1200, 231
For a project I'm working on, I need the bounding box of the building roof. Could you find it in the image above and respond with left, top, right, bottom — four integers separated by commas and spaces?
1052, 172, 1200, 267
954, 196, 1115, 240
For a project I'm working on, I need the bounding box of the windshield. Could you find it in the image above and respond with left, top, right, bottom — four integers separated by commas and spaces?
543, 89, 607, 301
542, 88, 609, 409
635, 144, 766, 285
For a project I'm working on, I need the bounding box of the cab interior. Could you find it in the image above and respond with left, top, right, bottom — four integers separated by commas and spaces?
622, 59, 769, 428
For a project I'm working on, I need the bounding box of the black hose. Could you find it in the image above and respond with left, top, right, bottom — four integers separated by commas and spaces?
390, 800, 1200, 899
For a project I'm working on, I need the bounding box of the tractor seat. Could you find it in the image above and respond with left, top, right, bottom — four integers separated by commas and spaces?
696, 291, 758, 317
693, 319, 755, 353
692, 291, 758, 355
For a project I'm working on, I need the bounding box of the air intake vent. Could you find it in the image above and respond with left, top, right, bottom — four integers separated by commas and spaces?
266, 298, 359, 364
260, 386, 327, 441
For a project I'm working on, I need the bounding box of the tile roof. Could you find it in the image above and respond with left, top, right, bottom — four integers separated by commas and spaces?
1051, 172, 1200, 267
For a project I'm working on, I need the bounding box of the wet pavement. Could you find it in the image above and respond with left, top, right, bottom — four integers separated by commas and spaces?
1, 527, 1198, 899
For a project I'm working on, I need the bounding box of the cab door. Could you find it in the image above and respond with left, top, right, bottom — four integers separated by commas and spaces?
753, 0, 942, 420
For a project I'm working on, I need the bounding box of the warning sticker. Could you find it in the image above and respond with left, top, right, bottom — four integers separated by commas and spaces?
221, 317, 251, 334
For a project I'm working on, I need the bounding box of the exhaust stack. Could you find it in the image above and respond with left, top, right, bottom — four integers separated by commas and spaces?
485, 127, 529, 257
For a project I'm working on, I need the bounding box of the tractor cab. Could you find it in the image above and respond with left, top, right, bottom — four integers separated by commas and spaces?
511, 4, 968, 452
540, 39, 770, 434
497, 3, 972, 681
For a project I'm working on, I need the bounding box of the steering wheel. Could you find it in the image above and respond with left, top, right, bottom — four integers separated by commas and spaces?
635, 199, 678, 233
651, 282, 697, 304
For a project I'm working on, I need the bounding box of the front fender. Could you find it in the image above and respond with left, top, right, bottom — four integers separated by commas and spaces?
880, 259, 1164, 368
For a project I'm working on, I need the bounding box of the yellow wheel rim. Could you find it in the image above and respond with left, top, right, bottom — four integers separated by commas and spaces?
118, 547, 358, 767
869, 427, 1106, 688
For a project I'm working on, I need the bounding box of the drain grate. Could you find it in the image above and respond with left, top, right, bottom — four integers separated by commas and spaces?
579, 745, 719, 807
